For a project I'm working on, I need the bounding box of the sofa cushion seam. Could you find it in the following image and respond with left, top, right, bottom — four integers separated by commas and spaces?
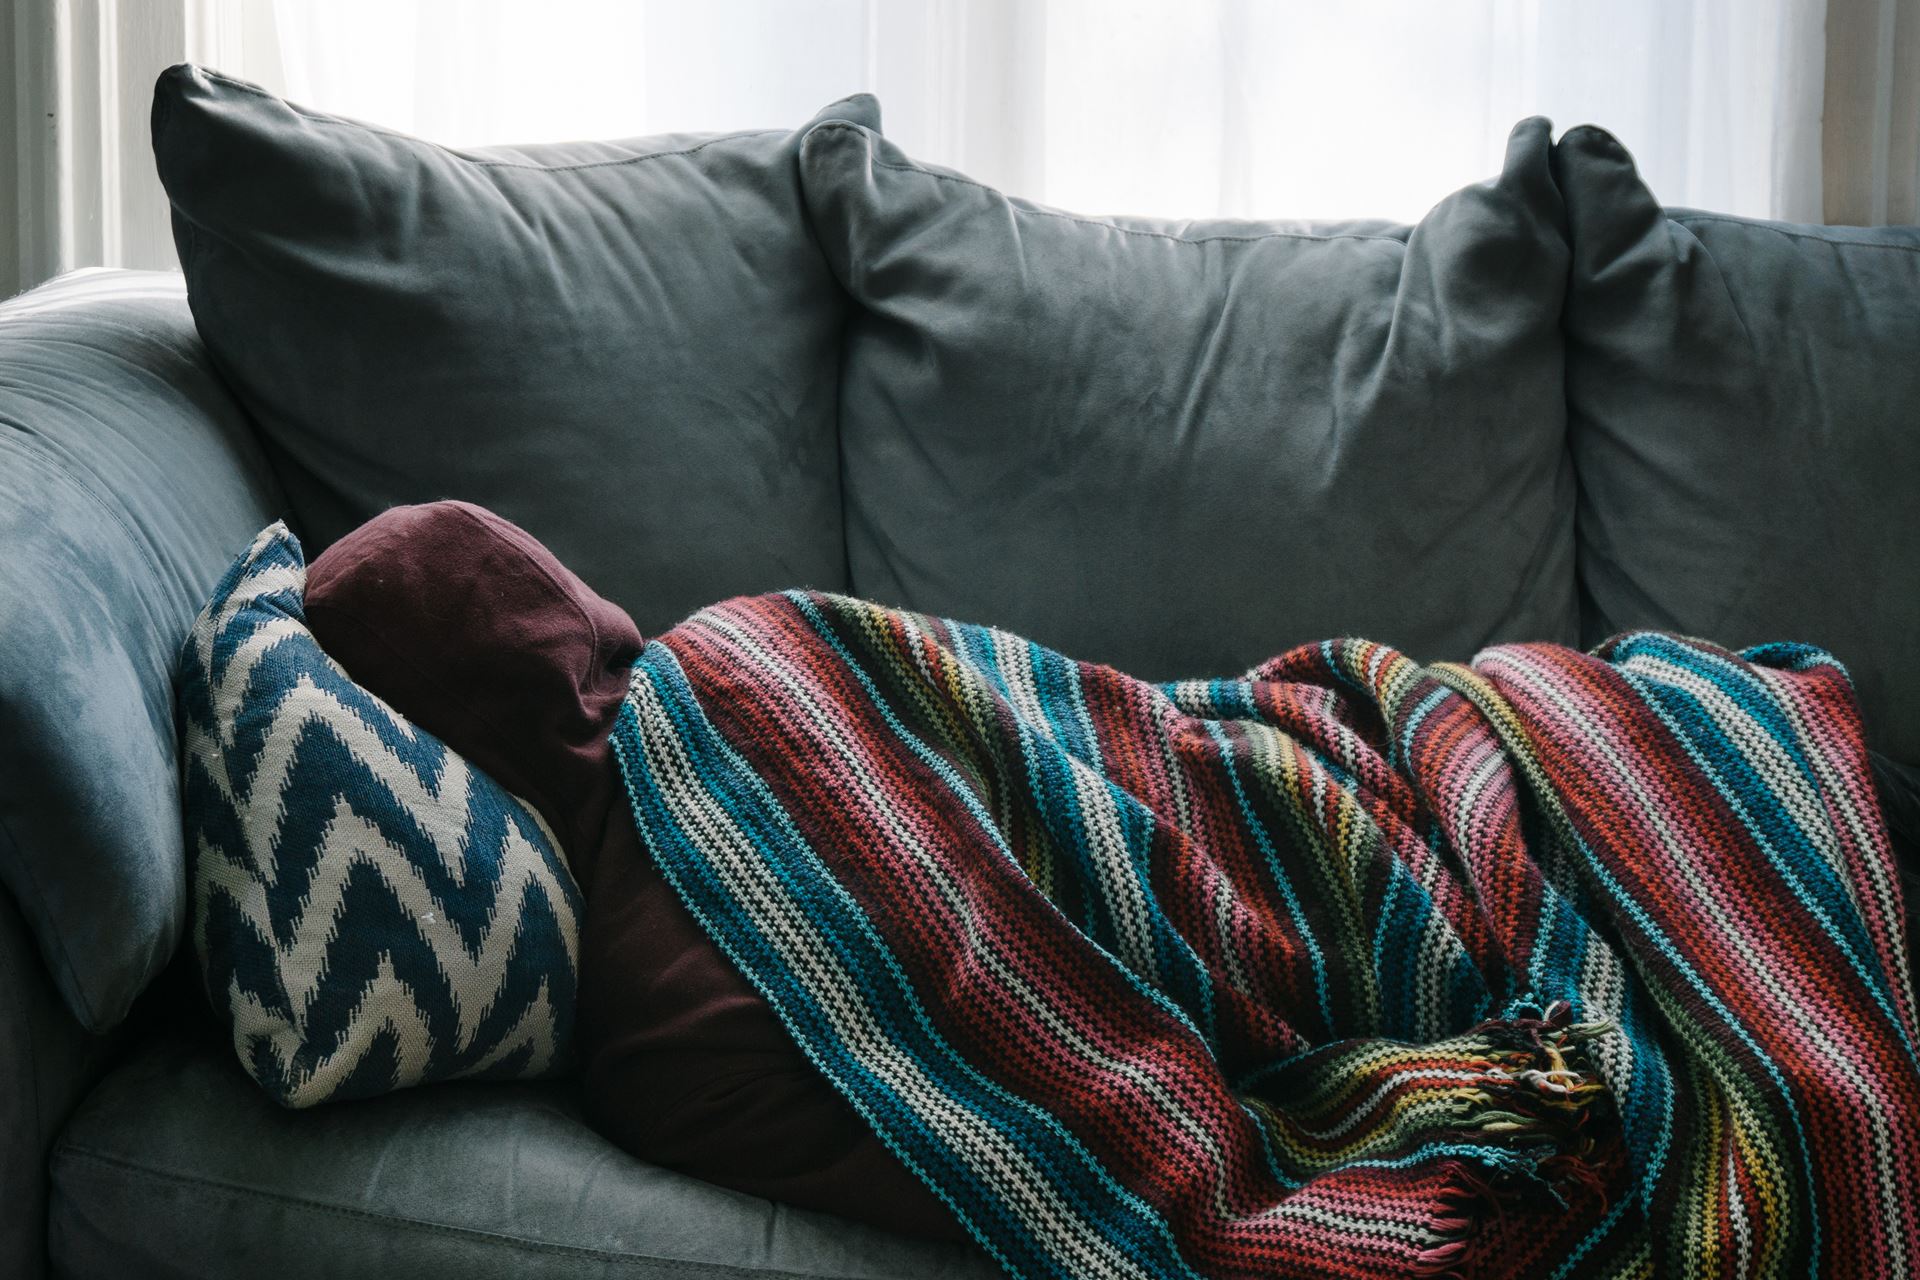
53, 1144, 848, 1278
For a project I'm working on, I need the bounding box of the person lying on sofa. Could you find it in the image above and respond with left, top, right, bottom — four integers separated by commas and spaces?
300, 499, 967, 1243
301, 499, 1920, 1280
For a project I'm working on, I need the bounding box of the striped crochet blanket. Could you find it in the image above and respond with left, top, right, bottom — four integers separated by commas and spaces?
610, 592, 1920, 1280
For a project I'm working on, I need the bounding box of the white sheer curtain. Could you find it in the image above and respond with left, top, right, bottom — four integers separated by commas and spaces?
6, 0, 1895, 298
262, 0, 1831, 222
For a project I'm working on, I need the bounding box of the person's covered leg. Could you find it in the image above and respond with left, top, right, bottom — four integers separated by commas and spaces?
302, 500, 964, 1242
582, 815, 968, 1241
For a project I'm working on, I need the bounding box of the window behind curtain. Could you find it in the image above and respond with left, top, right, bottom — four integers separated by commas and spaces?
268, 0, 1827, 223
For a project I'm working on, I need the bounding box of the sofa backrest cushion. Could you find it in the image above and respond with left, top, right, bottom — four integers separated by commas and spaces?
1555, 126, 1920, 766
0, 270, 284, 1032
179, 521, 582, 1108
801, 117, 1578, 677
152, 65, 874, 637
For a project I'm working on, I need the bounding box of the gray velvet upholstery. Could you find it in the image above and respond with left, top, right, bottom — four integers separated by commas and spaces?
0, 887, 121, 1280
803, 116, 1579, 676
153, 66, 874, 638
49, 1029, 1000, 1280
0, 270, 285, 1032
1556, 125, 1920, 765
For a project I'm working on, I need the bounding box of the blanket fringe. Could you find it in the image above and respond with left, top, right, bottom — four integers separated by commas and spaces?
1414, 1004, 1618, 1278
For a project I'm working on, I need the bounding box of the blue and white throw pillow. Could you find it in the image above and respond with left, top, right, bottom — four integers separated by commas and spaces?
178, 522, 582, 1107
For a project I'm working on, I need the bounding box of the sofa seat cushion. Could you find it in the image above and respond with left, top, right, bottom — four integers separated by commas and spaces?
1556, 125, 1920, 766
49, 1029, 1001, 1280
803, 117, 1578, 677
153, 65, 875, 637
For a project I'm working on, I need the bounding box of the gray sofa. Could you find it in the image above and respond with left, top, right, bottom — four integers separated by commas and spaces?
3, 79, 1918, 1277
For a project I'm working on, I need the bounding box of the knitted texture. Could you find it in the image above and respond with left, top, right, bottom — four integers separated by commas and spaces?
612, 591, 1920, 1280
180, 523, 582, 1107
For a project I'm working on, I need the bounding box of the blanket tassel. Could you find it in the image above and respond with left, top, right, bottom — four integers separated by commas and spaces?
1412, 1004, 1618, 1278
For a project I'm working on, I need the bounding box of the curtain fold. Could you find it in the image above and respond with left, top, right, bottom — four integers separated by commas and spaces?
4, 0, 282, 298
14, 0, 1918, 299
1823, 0, 1920, 223
266, 0, 1840, 223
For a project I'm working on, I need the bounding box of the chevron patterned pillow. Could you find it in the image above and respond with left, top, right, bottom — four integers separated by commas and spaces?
178, 521, 583, 1107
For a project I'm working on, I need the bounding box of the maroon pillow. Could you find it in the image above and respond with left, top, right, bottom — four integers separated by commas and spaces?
304, 501, 962, 1242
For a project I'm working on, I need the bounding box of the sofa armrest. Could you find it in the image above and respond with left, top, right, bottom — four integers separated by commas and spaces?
0, 268, 285, 1274
0, 269, 286, 1036
0, 883, 120, 1280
